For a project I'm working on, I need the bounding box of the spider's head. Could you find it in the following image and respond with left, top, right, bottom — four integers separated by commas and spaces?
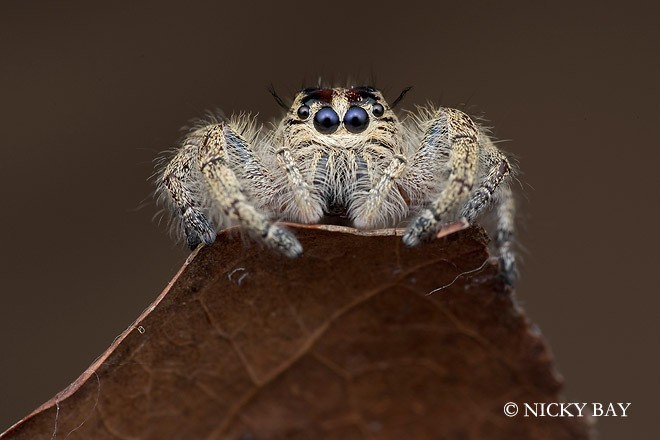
281, 86, 399, 145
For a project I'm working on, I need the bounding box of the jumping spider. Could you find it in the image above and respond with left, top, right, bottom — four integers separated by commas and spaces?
158, 86, 517, 284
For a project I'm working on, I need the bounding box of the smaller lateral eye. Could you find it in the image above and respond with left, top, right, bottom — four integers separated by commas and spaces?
372, 103, 385, 117
297, 105, 310, 119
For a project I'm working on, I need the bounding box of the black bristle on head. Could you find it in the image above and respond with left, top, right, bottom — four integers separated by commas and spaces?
268, 84, 289, 111
391, 86, 413, 109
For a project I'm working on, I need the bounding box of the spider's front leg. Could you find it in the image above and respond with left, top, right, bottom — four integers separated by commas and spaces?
403, 108, 517, 285
403, 108, 480, 245
160, 121, 302, 256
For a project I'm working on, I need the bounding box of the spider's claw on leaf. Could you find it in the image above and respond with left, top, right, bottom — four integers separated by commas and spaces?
267, 225, 303, 258
184, 216, 217, 250
186, 234, 202, 250
402, 210, 437, 247
498, 250, 518, 287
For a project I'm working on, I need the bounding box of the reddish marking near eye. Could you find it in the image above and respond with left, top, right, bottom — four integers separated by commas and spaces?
347, 87, 379, 103
304, 88, 334, 103
346, 88, 362, 103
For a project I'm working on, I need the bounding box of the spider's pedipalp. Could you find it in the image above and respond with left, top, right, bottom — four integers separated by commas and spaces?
351, 154, 408, 228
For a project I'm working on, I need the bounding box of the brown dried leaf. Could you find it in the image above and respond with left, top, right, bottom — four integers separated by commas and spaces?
1, 225, 593, 439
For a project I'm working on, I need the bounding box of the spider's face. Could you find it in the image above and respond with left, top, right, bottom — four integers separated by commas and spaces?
284, 86, 398, 145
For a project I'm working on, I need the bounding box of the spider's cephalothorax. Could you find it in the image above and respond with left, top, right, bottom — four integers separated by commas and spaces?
159, 86, 518, 284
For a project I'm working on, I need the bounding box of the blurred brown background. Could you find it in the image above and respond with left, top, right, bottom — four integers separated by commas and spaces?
1, 1, 657, 439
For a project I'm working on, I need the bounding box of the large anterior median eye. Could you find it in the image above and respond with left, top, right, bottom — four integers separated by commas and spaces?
314, 107, 340, 134
344, 106, 369, 133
